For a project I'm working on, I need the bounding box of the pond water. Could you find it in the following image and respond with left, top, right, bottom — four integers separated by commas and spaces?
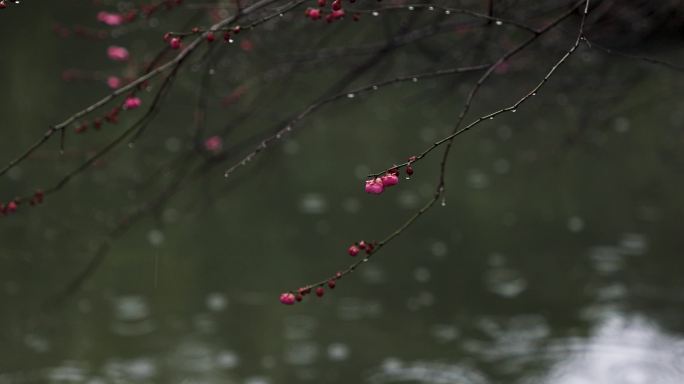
1, 2, 683, 383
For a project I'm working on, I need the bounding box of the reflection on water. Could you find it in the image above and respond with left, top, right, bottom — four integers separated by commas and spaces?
546, 315, 684, 384
370, 358, 487, 384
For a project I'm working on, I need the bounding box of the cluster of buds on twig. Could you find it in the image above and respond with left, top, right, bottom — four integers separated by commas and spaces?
365, 155, 416, 195
280, 271, 342, 305
347, 239, 377, 256
304, 0, 362, 23
1, 190, 44, 216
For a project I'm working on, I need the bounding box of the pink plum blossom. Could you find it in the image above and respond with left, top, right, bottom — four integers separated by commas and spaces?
279, 292, 296, 305
204, 135, 223, 153
123, 96, 142, 110
107, 46, 129, 61
365, 178, 384, 195
97, 11, 124, 26
106, 76, 121, 89
381, 173, 399, 187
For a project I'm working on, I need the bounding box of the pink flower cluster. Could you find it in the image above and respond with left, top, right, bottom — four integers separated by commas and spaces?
365, 171, 399, 195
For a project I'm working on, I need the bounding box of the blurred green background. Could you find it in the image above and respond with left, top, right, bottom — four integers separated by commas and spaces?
1, 1, 683, 383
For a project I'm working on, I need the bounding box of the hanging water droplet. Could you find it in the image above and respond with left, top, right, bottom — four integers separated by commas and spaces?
495, 20, 503, 26
412, 77, 418, 82
372, 85, 378, 90
285, 126, 292, 132
512, 109, 517, 113
532, 92, 537, 96
276, 133, 282, 139
428, 6, 435, 11
279, 13, 284, 17
445, 10, 451, 15
405, 176, 411, 180
408, 6, 414, 10
441, 197, 447, 207
347, 93, 355, 98
362, 258, 369, 263
372, 11, 379, 16
228, 38, 234, 43
489, 117, 494, 120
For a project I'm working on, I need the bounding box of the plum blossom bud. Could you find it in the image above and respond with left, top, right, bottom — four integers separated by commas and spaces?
107, 46, 129, 61
279, 292, 296, 305
204, 135, 223, 153
381, 173, 399, 187
97, 11, 124, 26
169, 37, 182, 49
365, 178, 384, 194
107, 76, 121, 89
123, 96, 142, 110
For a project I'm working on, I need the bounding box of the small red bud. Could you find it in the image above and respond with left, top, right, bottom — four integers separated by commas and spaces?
327, 279, 336, 289
279, 292, 296, 305
331, 0, 342, 11
232, 25, 241, 34
315, 287, 325, 297
358, 240, 367, 249
317, 0, 325, 6
223, 31, 231, 41
408, 155, 417, 162
169, 37, 182, 49
295, 293, 303, 302
206, 32, 215, 42
191, 27, 200, 33
163, 32, 171, 41
6, 201, 18, 213
406, 165, 414, 176
348, 245, 360, 256
336, 271, 343, 279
